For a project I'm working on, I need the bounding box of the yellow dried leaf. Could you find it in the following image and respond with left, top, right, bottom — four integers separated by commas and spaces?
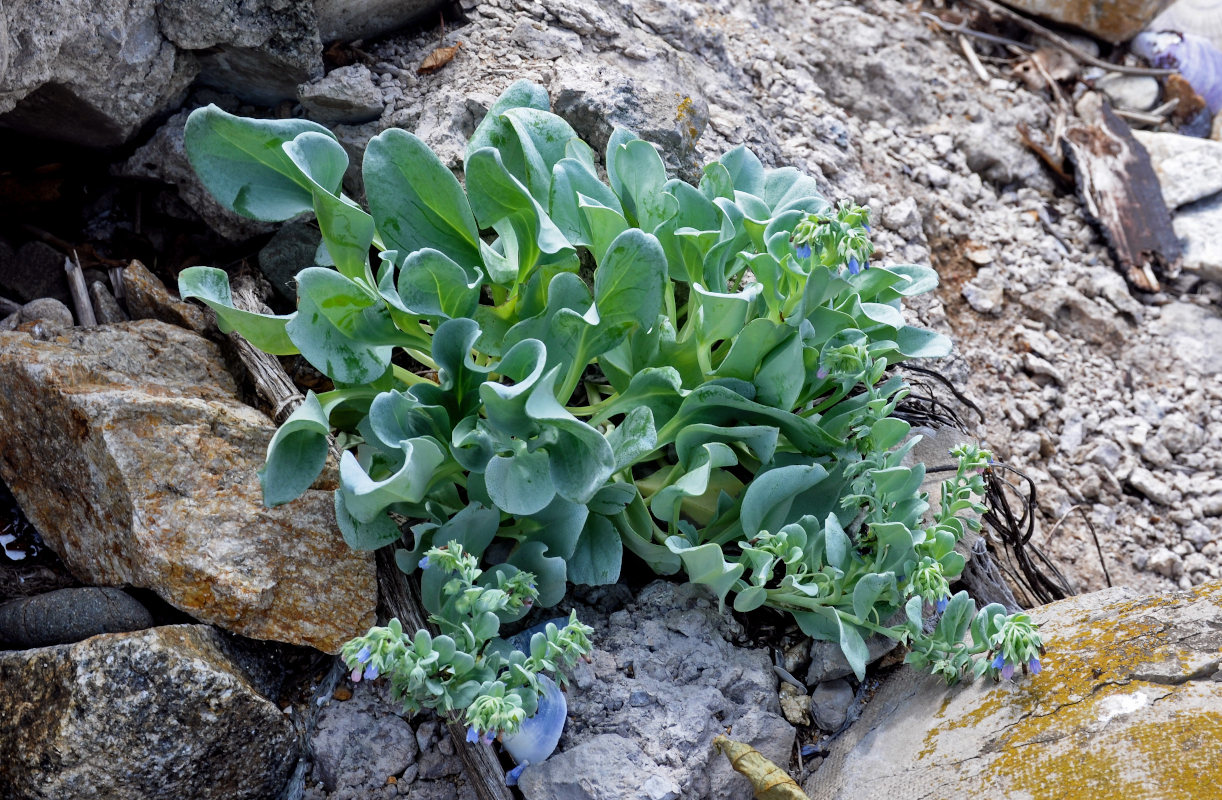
713, 735, 810, 800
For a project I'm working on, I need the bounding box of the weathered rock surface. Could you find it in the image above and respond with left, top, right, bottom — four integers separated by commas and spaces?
0, 586, 152, 648
0, 320, 374, 653
0, 0, 197, 147
315, 0, 444, 44
299, 65, 386, 126
120, 259, 214, 334
311, 683, 420, 792
1134, 129, 1222, 209
999, 0, 1173, 43
521, 581, 795, 800
158, 0, 322, 106
0, 297, 75, 332
804, 581, 1222, 799
0, 624, 297, 799
0, 240, 71, 306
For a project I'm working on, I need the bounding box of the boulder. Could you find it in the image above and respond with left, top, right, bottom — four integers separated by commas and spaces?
0, 624, 297, 799
804, 581, 1222, 799
0, 0, 196, 148
0, 319, 375, 653
0, 241, 71, 306
521, 581, 795, 800
999, 0, 1174, 44
311, 681, 420, 792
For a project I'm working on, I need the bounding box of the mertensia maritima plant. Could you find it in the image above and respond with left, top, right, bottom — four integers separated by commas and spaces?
178, 81, 1044, 739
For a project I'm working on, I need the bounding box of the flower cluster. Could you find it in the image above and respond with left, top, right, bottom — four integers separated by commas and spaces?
989, 612, 1044, 680
791, 201, 874, 274
341, 541, 593, 739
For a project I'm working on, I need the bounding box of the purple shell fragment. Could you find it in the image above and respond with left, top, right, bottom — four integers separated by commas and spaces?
1133, 31, 1222, 112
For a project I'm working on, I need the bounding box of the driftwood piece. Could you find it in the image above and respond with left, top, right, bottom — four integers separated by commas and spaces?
227, 275, 306, 425
64, 254, 97, 327
377, 548, 515, 800
713, 735, 809, 800
1061, 98, 1182, 291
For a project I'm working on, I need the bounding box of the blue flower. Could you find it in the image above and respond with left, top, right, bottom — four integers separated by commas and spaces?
847, 256, 861, 275
419, 555, 430, 570
1028, 658, 1042, 675
356, 646, 372, 665
816, 367, 829, 379
1001, 663, 1015, 680
466, 726, 481, 743
936, 596, 948, 613
363, 663, 379, 681
796, 243, 812, 259
350, 666, 363, 683
506, 764, 527, 785
991, 653, 1005, 671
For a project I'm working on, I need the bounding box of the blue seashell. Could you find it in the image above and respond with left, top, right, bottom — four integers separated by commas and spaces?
1134, 30, 1222, 112
502, 673, 567, 783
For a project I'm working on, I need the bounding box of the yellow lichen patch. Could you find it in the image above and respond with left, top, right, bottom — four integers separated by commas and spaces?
676, 95, 700, 143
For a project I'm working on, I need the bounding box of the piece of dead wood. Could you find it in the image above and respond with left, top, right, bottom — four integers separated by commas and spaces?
64, 253, 97, 327
1060, 97, 1182, 292
959, 33, 992, 82
1017, 115, 1073, 183
961, 0, 1176, 77
226, 274, 306, 425
713, 735, 809, 800
377, 548, 516, 800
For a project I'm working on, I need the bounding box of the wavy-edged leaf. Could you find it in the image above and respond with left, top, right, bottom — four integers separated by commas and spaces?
718, 145, 765, 197
550, 158, 622, 246
607, 135, 673, 231
394, 248, 481, 319
184, 104, 334, 221
178, 267, 298, 354
486, 449, 555, 516
259, 390, 330, 506
335, 490, 402, 550
339, 439, 447, 522
665, 537, 744, 610
739, 464, 828, 537
567, 515, 622, 586
606, 406, 657, 472
852, 572, 896, 622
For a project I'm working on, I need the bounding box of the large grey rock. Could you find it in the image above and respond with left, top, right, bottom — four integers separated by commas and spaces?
1169, 193, 1222, 283
158, 0, 322, 106
258, 219, 321, 302
0, 241, 71, 306
523, 581, 795, 800
0, 624, 297, 799
299, 65, 385, 126
806, 628, 900, 685
120, 109, 275, 241
0, 320, 375, 653
0, 587, 152, 648
804, 581, 1222, 800
0, 0, 196, 147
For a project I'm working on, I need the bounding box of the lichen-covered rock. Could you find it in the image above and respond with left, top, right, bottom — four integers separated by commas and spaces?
158, 0, 322, 106
804, 581, 1222, 799
0, 320, 374, 653
0, 624, 297, 799
522, 581, 795, 800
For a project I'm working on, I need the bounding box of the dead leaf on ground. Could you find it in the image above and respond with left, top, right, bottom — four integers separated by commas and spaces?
713, 735, 809, 800
418, 41, 462, 75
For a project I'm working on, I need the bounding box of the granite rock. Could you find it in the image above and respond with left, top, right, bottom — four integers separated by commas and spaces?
0, 320, 374, 653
